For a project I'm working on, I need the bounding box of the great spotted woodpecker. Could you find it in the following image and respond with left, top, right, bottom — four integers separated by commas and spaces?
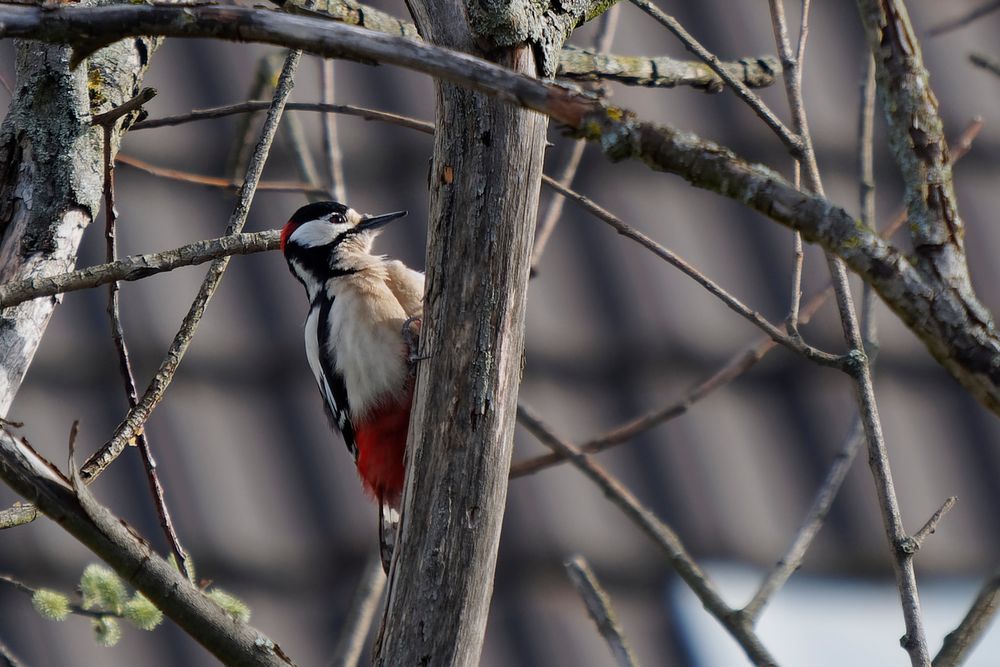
280, 201, 423, 571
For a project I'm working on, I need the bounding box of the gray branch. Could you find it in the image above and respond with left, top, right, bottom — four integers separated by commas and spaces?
0, 231, 278, 310
4, 2, 999, 425
558, 46, 780, 91
0, 426, 293, 665
564, 556, 639, 667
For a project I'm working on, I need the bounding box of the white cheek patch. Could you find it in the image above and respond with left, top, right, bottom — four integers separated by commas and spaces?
290, 220, 352, 248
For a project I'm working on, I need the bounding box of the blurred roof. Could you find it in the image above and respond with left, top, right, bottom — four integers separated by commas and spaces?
2, 0, 1000, 664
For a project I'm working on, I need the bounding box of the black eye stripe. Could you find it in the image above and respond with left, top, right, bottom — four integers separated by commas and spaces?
332, 225, 365, 246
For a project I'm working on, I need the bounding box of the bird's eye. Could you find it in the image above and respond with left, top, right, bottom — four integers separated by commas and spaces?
328, 214, 345, 224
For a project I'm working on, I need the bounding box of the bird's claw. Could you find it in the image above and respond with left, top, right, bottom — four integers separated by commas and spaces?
402, 316, 427, 365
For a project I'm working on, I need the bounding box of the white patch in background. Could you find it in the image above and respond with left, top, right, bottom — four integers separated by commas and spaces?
671, 563, 1000, 666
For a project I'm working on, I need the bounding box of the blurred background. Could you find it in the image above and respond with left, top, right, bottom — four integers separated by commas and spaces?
2, 1, 999, 664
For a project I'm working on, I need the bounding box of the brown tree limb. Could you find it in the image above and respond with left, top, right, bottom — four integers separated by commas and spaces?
517, 404, 778, 666
509, 116, 981, 479
81, 48, 304, 482
95, 94, 191, 578
117, 153, 329, 194
7, 4, 997, 420
0, 426, 294, 665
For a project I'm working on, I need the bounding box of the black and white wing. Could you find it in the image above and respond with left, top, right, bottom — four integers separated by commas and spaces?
304, 301, 357, 460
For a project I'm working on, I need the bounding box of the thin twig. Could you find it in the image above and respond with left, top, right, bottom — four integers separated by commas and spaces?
910, 497, 958, 551
564, 555, 639, 667
627, 0, 803, 157
0, 231, 279, 310
330, 554, 386, 667
516, 404, 778, 666
0, 573, 108, 620
97, 102, 190, 577
90, 86, 156, 126
132, 101, 435, 134
80, 49, 305, 482
510, 116, 991, 480
530, 4, 619, 275
117, 153, 328, 194
970, 52, 1000, 77
767, 0, 812, 331
743, 421, 864, 621
321, 60, 347, 203
0, 636, 27, 667
933, 564, 1000, 667
541, 176, 844, 369
927, 1, 1000, 37
745, 51, 883, 625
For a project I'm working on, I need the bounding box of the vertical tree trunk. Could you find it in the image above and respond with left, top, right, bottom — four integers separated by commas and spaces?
374, 1, 548, 660
0, 29, 154, 414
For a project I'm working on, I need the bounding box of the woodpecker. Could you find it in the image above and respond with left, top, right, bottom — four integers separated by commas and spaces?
280, 200, 423, 571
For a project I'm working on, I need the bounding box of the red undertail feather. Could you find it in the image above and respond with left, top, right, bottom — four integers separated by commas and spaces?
354, 389, 413, 509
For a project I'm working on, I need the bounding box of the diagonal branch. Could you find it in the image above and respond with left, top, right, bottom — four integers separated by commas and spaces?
81, 48, 304, 482
517, 404, 778, 666
0, 426, 293, 665
2, 5, 999, 416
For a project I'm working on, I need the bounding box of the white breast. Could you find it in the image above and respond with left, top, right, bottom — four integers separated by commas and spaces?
325, 282, 410, 420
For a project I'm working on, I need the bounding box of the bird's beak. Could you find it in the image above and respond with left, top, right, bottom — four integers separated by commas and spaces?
357, 210, 407, 231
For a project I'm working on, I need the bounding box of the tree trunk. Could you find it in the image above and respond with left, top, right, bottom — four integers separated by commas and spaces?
373, 0, 548, 660
0, 27, 155, 414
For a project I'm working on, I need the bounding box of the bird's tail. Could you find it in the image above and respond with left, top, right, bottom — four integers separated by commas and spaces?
378, 502, 400, 574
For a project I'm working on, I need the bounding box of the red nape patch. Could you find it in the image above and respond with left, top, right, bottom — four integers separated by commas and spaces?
355, 390, 414, 509
280, 221, 298, 251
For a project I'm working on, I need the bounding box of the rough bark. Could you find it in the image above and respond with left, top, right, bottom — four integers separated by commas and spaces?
372, 0, 547, 662
0, 22, 155, 415
3, 6, 1000, 417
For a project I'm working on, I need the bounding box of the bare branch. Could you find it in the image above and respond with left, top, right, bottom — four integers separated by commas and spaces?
934, 565, 1000, 667
743, 422, 864, 621
0, 231, 279, 310
0, 636, 27, 667
330, 555, 386, 667
517, 404, 778, 666
540, 177, 845, 368
0, 503, 36, 529
910, 496, 958, 551
626, 0, 802, 156
970, 52, 1000, 77
927, 1, 1000, 37
512, 114, 979, 478
557, 47, 780, 91
131, 101, 435, 135
320, 60, 347, 202
531, 5, 619, 274
117, 153, 329, 194
0, 426, 293, 665
564, 555, 638, 667
98, 102, 191, 577
81, 49, 305, 482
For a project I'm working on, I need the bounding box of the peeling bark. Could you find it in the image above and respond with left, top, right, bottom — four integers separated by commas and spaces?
0, 27, 156, 414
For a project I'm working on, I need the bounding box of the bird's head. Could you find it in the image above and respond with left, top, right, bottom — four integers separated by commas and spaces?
281, 201, 407, 299
281, 201, 407, 257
